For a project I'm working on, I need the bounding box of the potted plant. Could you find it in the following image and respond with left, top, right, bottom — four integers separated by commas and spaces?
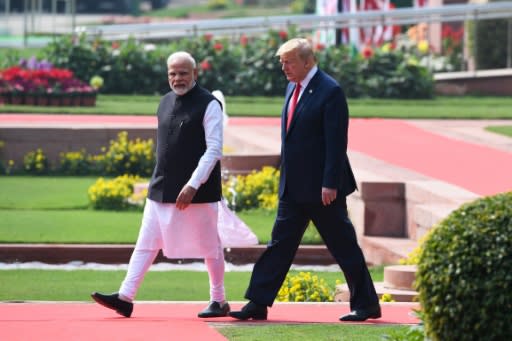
46, 85, 61, 106
9, 83, 25, 105
0, 77, 11, 105
80, 84, 97, 106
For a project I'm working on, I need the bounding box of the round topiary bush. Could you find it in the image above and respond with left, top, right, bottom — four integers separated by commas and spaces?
416, 191, 512, 341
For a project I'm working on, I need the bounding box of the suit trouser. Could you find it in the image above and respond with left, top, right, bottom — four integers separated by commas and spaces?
245, 197, 379, 310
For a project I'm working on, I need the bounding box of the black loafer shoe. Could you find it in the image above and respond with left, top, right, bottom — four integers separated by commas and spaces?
229, 301, 268, 320
91, 292, 133, 318
339, 305, 381, 322
197, 301, 231, 318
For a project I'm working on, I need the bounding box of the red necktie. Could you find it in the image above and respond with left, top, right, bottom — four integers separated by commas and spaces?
287, 83, 301, 130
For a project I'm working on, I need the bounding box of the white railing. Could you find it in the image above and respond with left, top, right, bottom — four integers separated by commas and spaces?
78, 2, 512, 41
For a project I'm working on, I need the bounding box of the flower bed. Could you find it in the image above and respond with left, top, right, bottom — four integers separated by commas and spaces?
0, 58, 98, 107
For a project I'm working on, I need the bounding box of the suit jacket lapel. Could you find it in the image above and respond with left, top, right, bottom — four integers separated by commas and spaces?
286, 71, 322, 135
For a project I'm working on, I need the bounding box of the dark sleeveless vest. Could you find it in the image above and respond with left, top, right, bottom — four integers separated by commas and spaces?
147, 84, 222, 203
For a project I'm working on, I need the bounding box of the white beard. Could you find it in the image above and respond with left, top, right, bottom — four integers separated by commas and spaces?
171, 82, 194, 96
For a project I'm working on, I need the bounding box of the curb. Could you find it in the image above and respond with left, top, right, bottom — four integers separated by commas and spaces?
0, 244, 338, 265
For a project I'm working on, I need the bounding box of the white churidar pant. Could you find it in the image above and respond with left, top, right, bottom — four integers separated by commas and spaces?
119, 198, 225, 302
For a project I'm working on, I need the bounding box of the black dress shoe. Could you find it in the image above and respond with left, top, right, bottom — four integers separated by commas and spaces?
91, 292, 133, 318
229, 301, 268, 320
197, 301, 231, 318
339, 305, 381, 322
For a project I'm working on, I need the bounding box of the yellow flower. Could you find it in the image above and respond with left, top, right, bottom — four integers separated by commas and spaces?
417, 40, 429, 54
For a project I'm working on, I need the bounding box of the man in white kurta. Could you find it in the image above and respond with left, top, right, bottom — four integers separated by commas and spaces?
91, 51, 229, 319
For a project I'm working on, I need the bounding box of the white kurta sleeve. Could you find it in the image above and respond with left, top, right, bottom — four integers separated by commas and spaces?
186, 99, 223, 190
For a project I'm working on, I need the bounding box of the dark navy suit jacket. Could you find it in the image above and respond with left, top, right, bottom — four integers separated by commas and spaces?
278, 69, 357, 203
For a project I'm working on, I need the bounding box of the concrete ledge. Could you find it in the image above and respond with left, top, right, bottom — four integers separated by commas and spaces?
434, 68, 512, 96
335, 282, 418, 302
384, 265, 417, 290
358, 182, 406, 237
0, 244, 338, 266
222, 154, 280, 175
361, 236, 417, 266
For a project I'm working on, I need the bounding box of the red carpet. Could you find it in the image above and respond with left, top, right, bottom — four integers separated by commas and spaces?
348, 118, 512, 196
0, 302, 420, 340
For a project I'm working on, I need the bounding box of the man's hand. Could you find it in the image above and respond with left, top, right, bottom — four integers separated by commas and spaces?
176, 185, 197, 210
321, 187, 337, 206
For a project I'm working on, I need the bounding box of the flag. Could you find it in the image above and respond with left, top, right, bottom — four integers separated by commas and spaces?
414, 0, 428, 8
359, 0, 398, 46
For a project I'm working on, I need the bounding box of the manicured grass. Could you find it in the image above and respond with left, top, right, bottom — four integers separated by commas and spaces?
0, 94, 159, 115
0, 209, 141, 243
0, 268, 384, 301
2, 95, 512, 119
485, 125, 512, 137
0, 176, 326, 244
218, 324, 409, 341
0, 176, 94, 209
238, 208, 323, 244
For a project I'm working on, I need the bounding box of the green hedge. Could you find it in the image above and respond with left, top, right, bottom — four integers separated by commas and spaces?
36, 29, 433, 98
416, 192, 512, 341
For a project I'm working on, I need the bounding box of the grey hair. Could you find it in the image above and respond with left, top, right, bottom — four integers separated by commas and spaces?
166, 51, 196, 68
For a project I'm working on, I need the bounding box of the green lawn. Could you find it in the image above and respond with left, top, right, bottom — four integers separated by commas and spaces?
485, 125, 512, 137
218, 324, 409, 341
0, 268, 387, 301
2, 95, 512, 119
0, 176, 325, 244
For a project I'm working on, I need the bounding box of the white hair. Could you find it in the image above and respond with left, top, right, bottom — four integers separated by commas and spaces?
166, 51, 196, 68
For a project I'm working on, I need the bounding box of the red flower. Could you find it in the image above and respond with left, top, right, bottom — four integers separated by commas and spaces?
442, 25, 453, 39
213, 42, 223, 52
452, 27, 463, 44
200, 59, 212, 71
362, 46, 373, 59
315, 43, 325, 51
278, 31, 288, 40
240, 34, 248, 47
111, 41, 120, 50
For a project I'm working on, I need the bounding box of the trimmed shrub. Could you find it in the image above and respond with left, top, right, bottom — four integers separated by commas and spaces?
88, 174, 143, 210
23, 148, 50, 175
416, 191, 512, 341
101, 131, 155, 177
39, 30, 434, 98
222, 166, 279, 211
277, 271, 333, 302
58, 149, 94, 175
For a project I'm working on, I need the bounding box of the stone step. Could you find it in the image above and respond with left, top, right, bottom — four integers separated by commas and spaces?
334, 282, 418, 303
383, 265, 417, 290
360, 236, 418, 265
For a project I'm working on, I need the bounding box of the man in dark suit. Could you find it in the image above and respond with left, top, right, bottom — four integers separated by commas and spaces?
229, 38, 381, 322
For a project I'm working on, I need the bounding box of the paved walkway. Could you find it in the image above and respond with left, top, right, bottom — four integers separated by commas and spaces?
1, 113, 511, 196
